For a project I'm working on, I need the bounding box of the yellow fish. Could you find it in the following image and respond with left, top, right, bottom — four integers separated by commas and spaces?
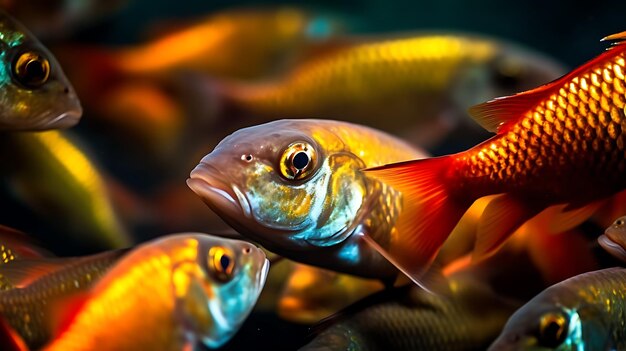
0, 131, 131, 249
40, 234, 268, 351
215, 33, 565, 145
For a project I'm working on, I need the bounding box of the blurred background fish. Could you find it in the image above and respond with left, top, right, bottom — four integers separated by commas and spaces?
0, 10, 81, 131
209, 33, 565, 147
0, 131, 131, 251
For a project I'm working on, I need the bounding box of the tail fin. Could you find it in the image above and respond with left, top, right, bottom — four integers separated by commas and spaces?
363, 156, 472, 288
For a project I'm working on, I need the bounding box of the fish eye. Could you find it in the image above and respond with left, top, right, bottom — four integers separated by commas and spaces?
208, 246, 235, 282
537, 312, 568, 348
12, 51, 51, 89
279, 142, 317, 180
241, 154, 253, 162
614, 217, 625, 227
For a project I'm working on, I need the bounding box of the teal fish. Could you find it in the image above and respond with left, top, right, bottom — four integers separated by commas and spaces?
489, 268, 626, 351
0, 10, 81, 130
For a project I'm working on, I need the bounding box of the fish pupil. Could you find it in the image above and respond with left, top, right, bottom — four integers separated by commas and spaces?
293, 152, 309, 170
25, 60, 45, 80
220, 255, 231, 271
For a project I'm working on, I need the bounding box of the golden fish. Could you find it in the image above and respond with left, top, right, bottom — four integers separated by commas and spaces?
0, 131, 131, 249
216, 33, 565, 145
0, 250, 127, 348
40, 234, 268, 350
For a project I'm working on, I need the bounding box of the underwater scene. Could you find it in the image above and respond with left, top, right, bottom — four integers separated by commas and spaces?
0, 0, 625, 349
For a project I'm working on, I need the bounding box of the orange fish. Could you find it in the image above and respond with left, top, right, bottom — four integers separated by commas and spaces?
365, 32, 626, 284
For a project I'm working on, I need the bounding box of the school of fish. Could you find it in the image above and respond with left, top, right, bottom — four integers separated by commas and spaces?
0, 2, 623, 351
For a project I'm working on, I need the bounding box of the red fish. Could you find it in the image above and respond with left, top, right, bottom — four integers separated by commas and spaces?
365, 32, 626, 283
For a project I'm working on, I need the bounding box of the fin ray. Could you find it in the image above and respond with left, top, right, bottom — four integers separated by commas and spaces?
469, 35, 626, 133
364, 156, 472, 289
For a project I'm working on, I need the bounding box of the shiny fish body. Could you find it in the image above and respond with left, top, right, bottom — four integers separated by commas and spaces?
42, 234, 268, 351
188, 119, 428, 280
0, 251, 125, 348
222, 33, 564, 143
0, 131, 131, 249
0, 10, 81, 130
300, 275, 519, 351
489, 268, 626, 350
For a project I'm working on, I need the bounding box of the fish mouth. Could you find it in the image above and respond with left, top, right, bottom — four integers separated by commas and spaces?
259, 258, 270, 287
41, 109, 82, 129
187, 162, 252, 219
598, 234, 626, 262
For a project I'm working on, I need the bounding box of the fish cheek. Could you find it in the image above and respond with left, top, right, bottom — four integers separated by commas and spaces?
171, 263, 215, 344
245, 165, 321, 229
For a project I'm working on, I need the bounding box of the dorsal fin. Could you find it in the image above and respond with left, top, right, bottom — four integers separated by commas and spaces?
469, 31, 626, 134
0, 225, 52, 261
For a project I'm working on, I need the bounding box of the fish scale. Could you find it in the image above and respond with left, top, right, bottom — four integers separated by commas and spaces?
454, 53, 626, 199
364, 34, 626, 284
0, 251, 124, 348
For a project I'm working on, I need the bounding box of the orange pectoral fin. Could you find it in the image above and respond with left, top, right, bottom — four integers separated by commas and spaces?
363, 156, 472, 290
473, 194, 542, 261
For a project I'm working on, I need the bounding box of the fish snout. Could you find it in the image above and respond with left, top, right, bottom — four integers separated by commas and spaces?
188, 162, 249, 218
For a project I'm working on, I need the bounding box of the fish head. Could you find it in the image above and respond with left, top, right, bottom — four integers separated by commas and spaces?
452, 40, 566, 111
187, 120, 368, 251
0, 10, 81, 131
172, 234, 269, 349
489, 297, 608, 351
598, 216, 626, 262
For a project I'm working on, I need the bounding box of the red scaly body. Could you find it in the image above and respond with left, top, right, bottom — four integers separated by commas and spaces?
365, 32, 626, 283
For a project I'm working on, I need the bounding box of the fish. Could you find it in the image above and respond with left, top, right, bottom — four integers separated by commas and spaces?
364, 31, 626, 284
598, 215, 626, 261
488, 267, 626, 351
0, 249, 127, 348
3, 234, 269, 351
187, 119, 429, 281
0, 10, 81, 130
214, 33, 565, 146
278, 263, 384, 324
0, 131, 131, 250
299, 271, 521, 351
109, 7, 342, 80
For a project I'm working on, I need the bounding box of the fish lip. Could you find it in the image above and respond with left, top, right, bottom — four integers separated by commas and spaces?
259, 258, 270, 287
598, 234, 626, 262
41, 109, 82, 129
187, 162, 251, 219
